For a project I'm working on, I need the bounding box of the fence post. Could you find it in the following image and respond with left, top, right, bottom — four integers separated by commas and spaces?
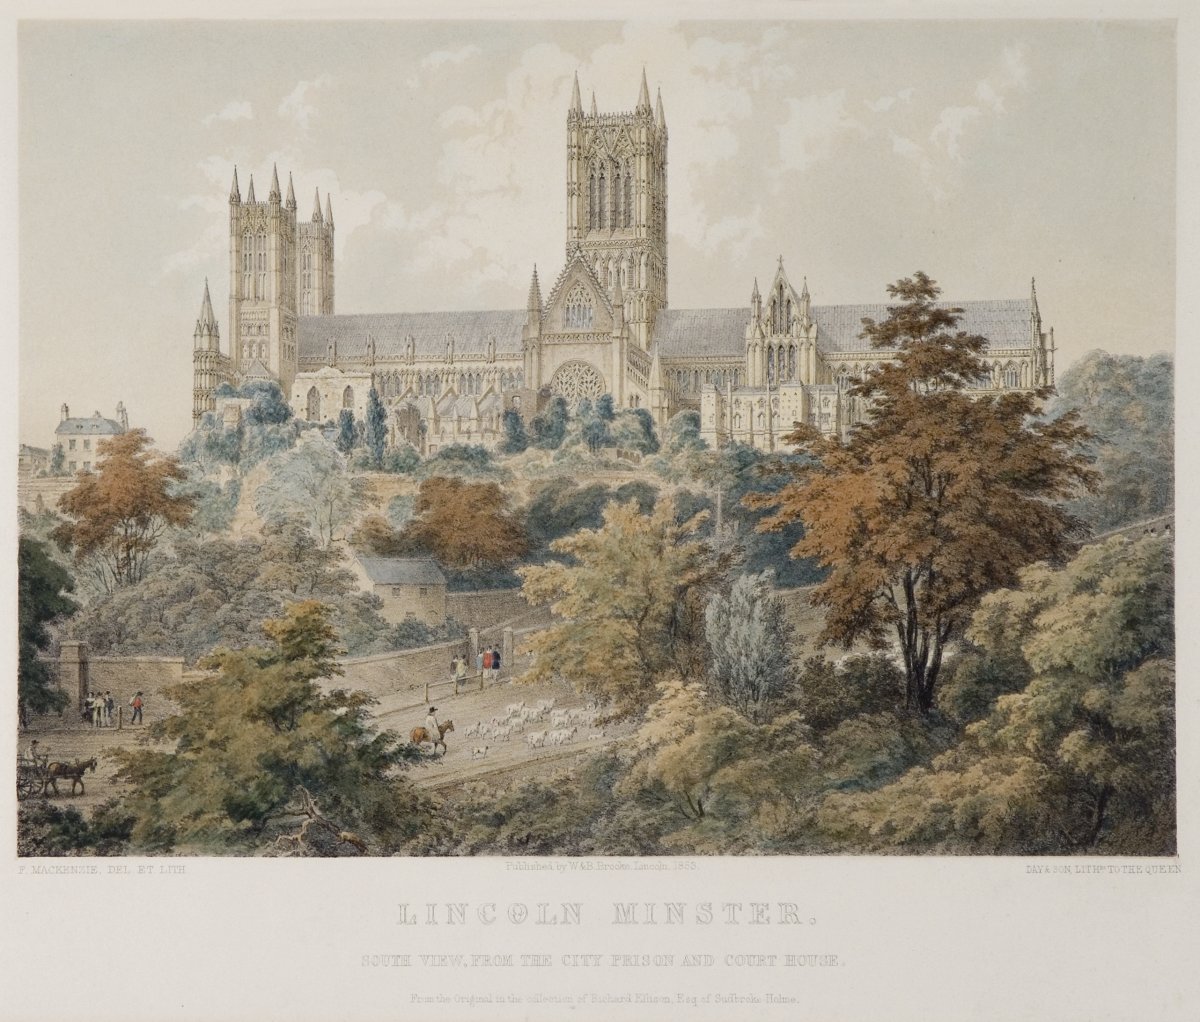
424, 682, 429, 705
118, 706, 123, 731
503, 627, 514, 677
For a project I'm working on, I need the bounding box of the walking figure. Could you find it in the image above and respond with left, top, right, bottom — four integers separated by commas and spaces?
129, 691, 144, 725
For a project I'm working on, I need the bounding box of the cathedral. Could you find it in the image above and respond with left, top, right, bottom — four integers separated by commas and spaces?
191, 70, 1055, 452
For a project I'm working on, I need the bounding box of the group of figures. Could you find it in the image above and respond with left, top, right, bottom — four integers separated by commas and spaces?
82, 690, 144, 727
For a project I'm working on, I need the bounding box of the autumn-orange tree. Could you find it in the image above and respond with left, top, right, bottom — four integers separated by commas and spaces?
402, 476, 529, 568
753, 273, 1096, 715
53, 429, 195, 592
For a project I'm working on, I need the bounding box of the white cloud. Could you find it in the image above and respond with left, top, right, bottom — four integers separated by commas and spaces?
421, 45, 481, 70
278, 75, 333, 130
930, 105, 983, 162
203, 100, 253, 127
864, 87, 914, 113
778, 90, 866, 172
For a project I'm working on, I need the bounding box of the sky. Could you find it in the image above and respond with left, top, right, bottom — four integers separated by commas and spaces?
16, 18, 1177, 451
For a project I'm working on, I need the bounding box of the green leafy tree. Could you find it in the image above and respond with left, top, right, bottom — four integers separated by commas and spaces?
253, 435, 366, 548
704, 571, 794, 722
363, 387, 388, 469
754, 272, 1097, 714
112, 602, 435, 854
499, 408, 529, 454
18, 537, 78, 724
532, 396, 569, 449
53, 430, 196, 592
1047, 350, 1173, 531
49, 443, 65, 475
595, 393, 616, 422
821, 534, 1174, 853
519, 497, 723, 718
335, 409, 358, 454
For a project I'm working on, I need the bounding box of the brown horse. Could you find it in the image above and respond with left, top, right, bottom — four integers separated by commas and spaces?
45, 757, 97, 796
409, 720, 455, 756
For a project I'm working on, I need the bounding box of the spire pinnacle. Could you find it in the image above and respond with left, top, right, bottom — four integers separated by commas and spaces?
229, 166, 241, 204
246, 174, 256, 203
800, 276, 809, 299
197, 278, 218, 335
527, 265, 542, 311
751, 277, 760, 301
637, 67, 651, 112
268, 163, 281, 202
324, 192, 333, 227
285, 172, 296, 211
570, 71, 582, 113
655, 86, 665, 127
312, 187, 323, 223
590, 91, 597, 116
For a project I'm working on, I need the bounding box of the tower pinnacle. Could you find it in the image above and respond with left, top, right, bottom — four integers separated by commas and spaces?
285, 172, 296, 211
312, 187, 323, 223
268, 163, 281, 203
229, 166, 241, 204
637, 67, 651, 112
590, 91, 597, 116
655, 87, 665, 127
570, 71, 582, 114
324, 192, 334, 228
246, 174, 256, 203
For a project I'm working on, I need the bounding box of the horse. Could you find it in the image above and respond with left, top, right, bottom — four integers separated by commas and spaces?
44, 757, 97, 797
409, 720, 455, 756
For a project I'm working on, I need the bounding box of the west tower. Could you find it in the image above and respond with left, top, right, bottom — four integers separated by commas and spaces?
565, 69, 667, 350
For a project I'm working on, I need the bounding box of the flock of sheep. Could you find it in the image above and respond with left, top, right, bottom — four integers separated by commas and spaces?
463, 698, 605, 761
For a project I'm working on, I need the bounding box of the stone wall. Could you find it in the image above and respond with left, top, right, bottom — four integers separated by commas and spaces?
337, 636, 471, 701
51, 644, 186, 726
446, 589, 536, 631
17, 474, 75, 514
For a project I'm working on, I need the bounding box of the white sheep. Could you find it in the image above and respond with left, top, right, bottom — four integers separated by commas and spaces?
471, 745, 489, 760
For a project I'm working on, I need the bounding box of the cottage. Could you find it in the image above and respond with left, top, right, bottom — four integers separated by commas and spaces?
353, 556, 447, 628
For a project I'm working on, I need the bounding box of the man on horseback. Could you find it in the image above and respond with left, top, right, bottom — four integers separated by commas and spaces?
425, 706, 440, 741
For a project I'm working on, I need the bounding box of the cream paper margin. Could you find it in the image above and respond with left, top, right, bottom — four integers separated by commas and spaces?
0, 3, 1195, 1020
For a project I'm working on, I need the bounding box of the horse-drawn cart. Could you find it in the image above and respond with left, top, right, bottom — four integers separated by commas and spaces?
16, 756, 49, 800
16, 755, 97, 799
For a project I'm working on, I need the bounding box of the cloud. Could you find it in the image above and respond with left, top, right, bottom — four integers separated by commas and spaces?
203, 100, 253, 127
278, 75, 333, 130
421, 45, 481, 70
864, 87, 914, 114
930, 105, 983, 162
778, 90, 866, 172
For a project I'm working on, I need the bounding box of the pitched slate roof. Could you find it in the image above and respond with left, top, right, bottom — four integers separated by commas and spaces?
298, 311, 526, 360
652, 299, 1034, 358
812, 299, 1034, 353
357, 556, 447, 586
56, 414, 124, 437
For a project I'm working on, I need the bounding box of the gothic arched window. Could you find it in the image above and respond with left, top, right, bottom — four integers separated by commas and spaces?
623, 163, 633, 228
564, 284, 594, 330
242, 231, 252, 298
301, 245, 312, 315
306, 386, 321, 422
597, 168, 607, 230
588, 168, 597, 229
256, 231, 267, 300
342, 386, 354, 409
1003, 364, 1020, 389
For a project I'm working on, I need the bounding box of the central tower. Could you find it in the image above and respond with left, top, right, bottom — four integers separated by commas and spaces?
565, 69, 667, 350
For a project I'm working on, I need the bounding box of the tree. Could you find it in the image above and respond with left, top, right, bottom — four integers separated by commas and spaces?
821, 534, 1174, 853
753, 272, 1096, 714
532, 396, 569, 449
519, 497, 724, 718
402, 476, 528, 568
253, 435, 366, 548
53, 429, 196, 592
704, 571, 793, 722
335, 409, 358, 454
1047, 351, 1173, 531
18, 537, 78, 724
595, 393, 616, 421
363, 387, 388, 469
499, 408, 529, 454
49, 443, 65, 475
611, 407, 660, 454
111, 602, 434, 854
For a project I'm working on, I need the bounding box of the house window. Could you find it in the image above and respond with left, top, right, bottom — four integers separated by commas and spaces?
392, 586, 405, 596
69, 439, 76, 450
83, 462, 91, 471
68, 461, 76, 471
419, 587, 428, 597
83, 439, 91, 450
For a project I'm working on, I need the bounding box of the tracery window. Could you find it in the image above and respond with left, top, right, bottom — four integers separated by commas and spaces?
242, 231, 252, 298
564, 285, 594, 330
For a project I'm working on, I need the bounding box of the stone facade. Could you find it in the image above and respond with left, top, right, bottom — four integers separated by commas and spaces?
187, 71, 1052, 449
352, 555, 448, 627
54, 402, 127, 474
